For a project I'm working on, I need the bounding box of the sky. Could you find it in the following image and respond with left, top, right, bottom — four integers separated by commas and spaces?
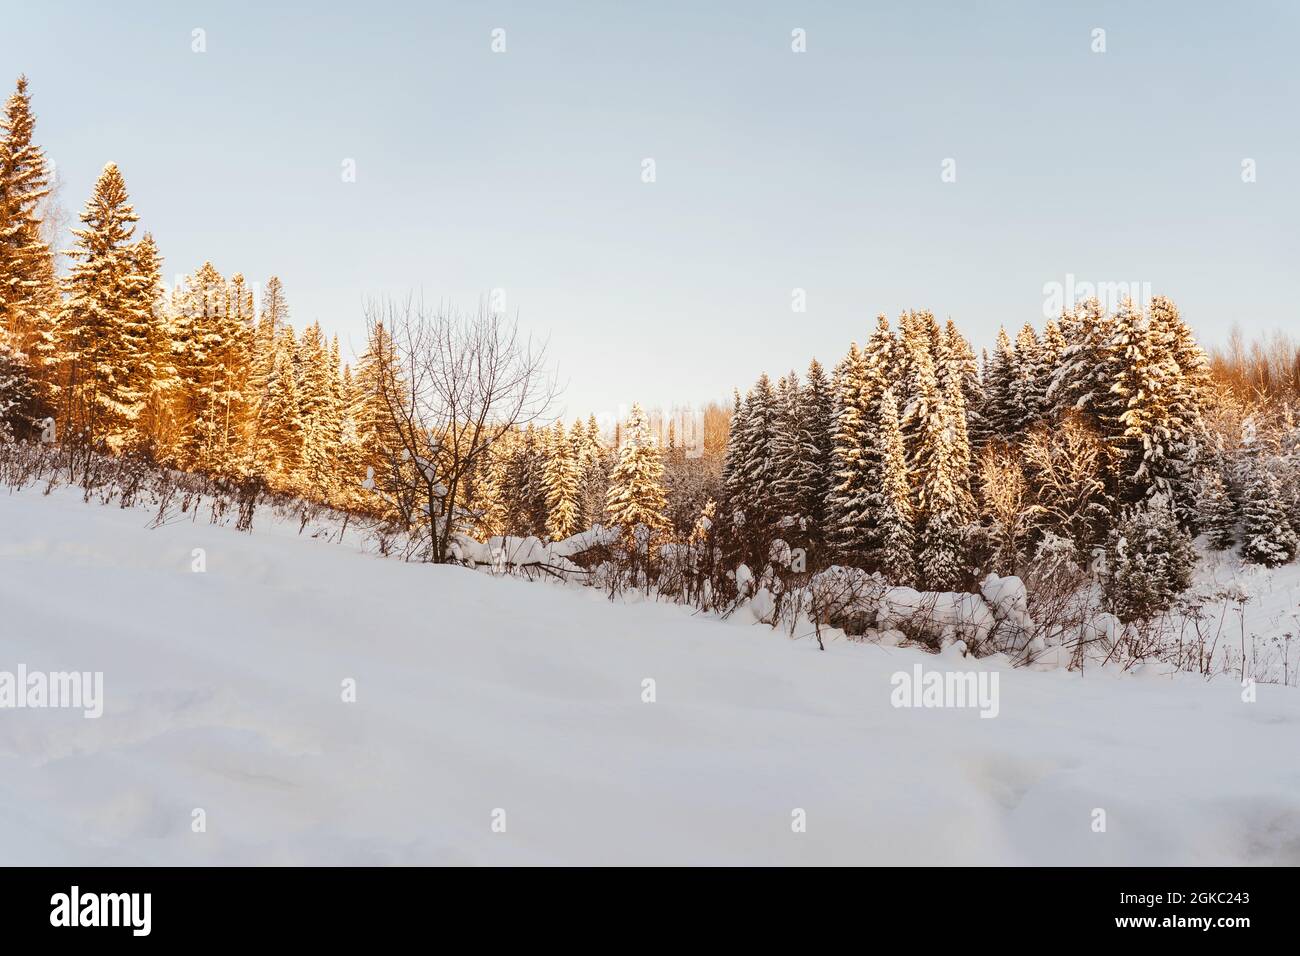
4, 1, 1297, 419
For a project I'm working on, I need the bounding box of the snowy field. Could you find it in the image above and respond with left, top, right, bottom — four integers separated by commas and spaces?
2, 488, 1299, 866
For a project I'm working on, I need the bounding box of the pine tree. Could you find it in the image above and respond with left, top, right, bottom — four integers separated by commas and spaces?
901, 314, 942, 490
259, 276, 288, 343
770, 370, 814, 533
981, 327, 1016, 440
605, 403, 668, 537
123, 232, 176, 455
259, 326, 305, 488
58, 163, 150, 452
829, 317, 896, 563
1048, 297, 1120, 441
577, 414, 608, 528
542, 420, 582, 540
0, 75, 57, 397
172, 262, 251, 472
915, 369, 972, 590
1200, 467, 1236, 551
801, 357, 835, 554
296, 322, 341, 500
518, 423, 550, 537
828, 341, 870, 559
354, 319, 403, 472
1041, 319, 1067, 389
946, 320, 984, 451
1108, 297, 1179, 504
0, 327, 36, 441
1147, 296, 1208, 524
938, 337, 975, 508
876, 388, 915, 584
1102, 496, 1197, 622
722, 374, 779, 560
1011, 323, 1045, 433
1239, 456, 1298, 567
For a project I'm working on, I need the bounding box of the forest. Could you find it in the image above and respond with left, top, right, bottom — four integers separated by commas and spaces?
3, 73, 1299, 654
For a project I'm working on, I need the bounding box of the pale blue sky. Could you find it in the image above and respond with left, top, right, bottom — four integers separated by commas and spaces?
5, 1, 1297, 418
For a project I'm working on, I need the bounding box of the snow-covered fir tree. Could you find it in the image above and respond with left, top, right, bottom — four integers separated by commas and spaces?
1108, 297, 1179, 504
296, 322, 342, 499
915, 369, 973, 590
1146, 295, 1209, 524
1010, 323, 1046, 434
1238, 453, 1298, 567
1199, 467, 1236, 551
542, 420, 582, 540
722, 374, 779, 560
1047, 298, 1116, 428
1102, 496, 1197, 622
576, 414, 609, 529
58, 162, 151, 452
0, 75, 57, 399
172, 262, 250, 472
876, 387, 915, 584
945, 320, 984, 452
605, 403, 668, 536
770, 370, 818, 538
827, 341, 871, 560
260, 326, 304, 487
124, 232, 176, 455
799, 357, 836, 555
981, 326, 1016, 442
0, 327, 36, 441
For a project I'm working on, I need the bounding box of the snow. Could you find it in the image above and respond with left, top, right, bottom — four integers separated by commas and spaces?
2, 487, 1300, 865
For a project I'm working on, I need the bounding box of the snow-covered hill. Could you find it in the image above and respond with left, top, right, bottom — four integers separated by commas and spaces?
1, 488, 1298, 865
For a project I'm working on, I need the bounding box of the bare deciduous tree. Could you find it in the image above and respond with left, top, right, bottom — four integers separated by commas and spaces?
364, 296, 558, 563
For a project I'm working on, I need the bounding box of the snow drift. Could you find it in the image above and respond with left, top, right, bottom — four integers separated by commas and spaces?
1, 488, 1299, 865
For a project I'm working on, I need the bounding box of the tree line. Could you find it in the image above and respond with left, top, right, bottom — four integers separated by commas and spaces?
4, 72, 1297, 624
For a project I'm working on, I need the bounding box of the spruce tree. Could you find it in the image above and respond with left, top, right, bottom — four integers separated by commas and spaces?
173, 262, 250, 472
296, 322, 341, 500
577, 414, 608, 528
1239, 457, 1298, 567
1011, 323, 1045, 434
0, 75, 57, 392
1102, 496, 1196, 622
124, 232, 175, 456
722, 374, 779, 561
946, 320, 984, 452
1048, 297, 1121, 446
261, 326, 305, 488
1147, 296, 1208, 524
915, 370, 972, 590
0, 328, 36, 441
1109, 297, 1178, 504
901, 316, 942, 494
770, 370, 812, 532
605, 403, 668, 536
518, 423, 550, 537
542, 420, 582, 540
1200, 467, 1236, 551
59, 163, 150, 452
828, 341, 870, 559
876, 388, 915, 585
981, 327, 1016, 440
828, 316, 897, 564
801, 357, 835, 555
